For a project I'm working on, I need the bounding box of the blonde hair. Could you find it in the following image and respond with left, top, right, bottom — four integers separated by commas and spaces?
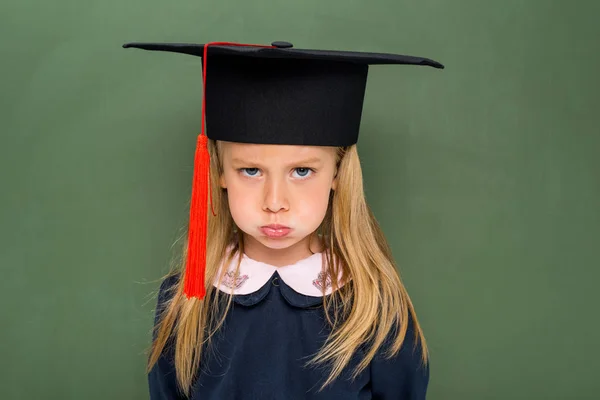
146, 139, 428, 395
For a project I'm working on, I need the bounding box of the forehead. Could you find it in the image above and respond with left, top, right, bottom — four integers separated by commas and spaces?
220, 142, 337, 163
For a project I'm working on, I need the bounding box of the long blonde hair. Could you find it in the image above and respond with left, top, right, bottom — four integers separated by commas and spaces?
146, 139, 428, 396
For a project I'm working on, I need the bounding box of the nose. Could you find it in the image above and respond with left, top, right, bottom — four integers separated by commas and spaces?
263, 176, 289, 213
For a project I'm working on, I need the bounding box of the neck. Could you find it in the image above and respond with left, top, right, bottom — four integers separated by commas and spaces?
241, 233, 323, 267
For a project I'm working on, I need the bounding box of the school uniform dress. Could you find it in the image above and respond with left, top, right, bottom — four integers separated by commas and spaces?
149, 251, 429, 400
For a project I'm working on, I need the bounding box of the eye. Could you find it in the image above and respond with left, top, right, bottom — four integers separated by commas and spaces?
240, 168, 261, 177
292, 168, 314, 179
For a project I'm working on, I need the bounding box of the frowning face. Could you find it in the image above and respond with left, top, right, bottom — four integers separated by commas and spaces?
219, 142, 338, 262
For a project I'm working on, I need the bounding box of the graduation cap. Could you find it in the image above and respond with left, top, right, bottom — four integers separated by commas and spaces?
123, 40, 444, 299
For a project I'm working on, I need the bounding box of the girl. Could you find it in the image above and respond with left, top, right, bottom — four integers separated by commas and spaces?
124, 40, 443, 399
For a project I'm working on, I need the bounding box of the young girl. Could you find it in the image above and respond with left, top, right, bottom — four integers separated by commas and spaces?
124, 40, 443, 399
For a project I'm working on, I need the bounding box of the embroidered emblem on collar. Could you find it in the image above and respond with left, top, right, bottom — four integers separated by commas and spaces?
222, 271, 249, 289
312, 271, 332, 291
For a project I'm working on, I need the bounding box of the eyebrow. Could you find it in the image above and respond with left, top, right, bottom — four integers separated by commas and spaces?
230, 157, 323, 167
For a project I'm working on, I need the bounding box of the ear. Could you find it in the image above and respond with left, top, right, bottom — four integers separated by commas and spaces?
219, 174, 227, 189
331, 173, 338, 191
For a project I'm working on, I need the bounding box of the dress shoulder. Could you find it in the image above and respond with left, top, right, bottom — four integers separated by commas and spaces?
369, 313, 429, 399
148, 273, 186, 399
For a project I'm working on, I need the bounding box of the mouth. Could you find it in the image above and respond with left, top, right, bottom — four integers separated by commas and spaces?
259, 224, 292, 238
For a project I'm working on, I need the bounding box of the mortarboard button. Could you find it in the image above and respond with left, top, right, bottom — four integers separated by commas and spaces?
271, 41, 293, 49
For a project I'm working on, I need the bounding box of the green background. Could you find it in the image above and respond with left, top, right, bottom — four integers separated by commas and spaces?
1, 0, 599, 399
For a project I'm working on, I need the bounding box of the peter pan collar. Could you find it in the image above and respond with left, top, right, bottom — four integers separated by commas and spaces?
213, 250, 344, 304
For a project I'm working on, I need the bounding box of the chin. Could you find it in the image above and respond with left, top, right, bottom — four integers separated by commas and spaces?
256, 236, 297, 249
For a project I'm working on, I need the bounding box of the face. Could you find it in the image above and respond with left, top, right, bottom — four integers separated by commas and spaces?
219, 142, 338, 259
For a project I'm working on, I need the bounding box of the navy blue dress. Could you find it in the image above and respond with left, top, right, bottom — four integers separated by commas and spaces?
149, 273, 429, 399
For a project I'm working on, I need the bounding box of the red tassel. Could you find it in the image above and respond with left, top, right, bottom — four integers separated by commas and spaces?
184, 134, 210, 299
183, 41, 275, 300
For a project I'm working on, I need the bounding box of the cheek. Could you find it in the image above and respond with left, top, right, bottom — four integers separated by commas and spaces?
225, 185, 255, 226
292, 183, 331, 226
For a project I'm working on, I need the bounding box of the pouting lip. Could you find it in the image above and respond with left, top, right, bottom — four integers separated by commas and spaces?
261, 224, 291, 230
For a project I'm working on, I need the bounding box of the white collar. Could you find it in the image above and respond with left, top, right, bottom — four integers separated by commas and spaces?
213, 250, 343, 297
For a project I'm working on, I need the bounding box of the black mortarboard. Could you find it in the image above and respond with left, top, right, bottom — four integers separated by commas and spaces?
123, 40, 443, 299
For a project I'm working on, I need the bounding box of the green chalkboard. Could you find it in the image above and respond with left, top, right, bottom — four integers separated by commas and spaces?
1, 0, 599, 399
